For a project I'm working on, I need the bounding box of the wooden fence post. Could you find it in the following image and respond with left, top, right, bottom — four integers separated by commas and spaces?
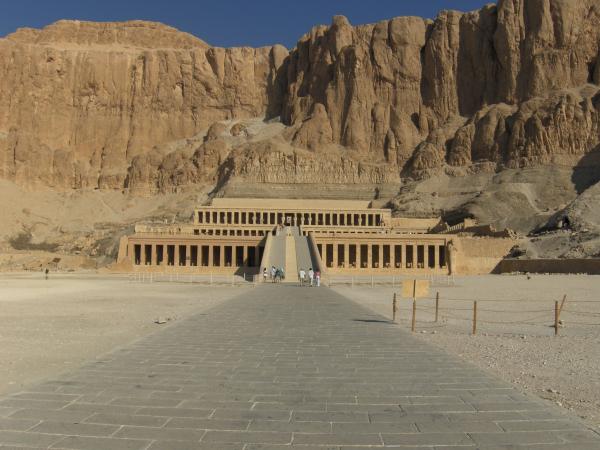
435, 292, 440, 323
411, 300, 416, 332
558, 295, 567, 321
472, 301, 478, 335
555, 301, 559, 336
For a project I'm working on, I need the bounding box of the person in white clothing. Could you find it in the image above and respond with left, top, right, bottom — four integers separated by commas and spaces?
315, 270, 321, 287
299, 268, 306, 286
271, 266, 277, 283
308, 268, 314, 287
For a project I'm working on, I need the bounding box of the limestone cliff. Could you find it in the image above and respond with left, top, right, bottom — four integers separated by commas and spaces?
0, 20, 287, 189
281, 0, 600, 175
1, 0, 600, 195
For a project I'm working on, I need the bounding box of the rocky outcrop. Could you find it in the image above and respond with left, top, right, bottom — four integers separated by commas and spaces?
1, 1, 600, 193
0, 20, 287, 190
281, 0, 600, 174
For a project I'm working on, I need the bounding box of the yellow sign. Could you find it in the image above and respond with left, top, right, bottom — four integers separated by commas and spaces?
401, 279, 430, 299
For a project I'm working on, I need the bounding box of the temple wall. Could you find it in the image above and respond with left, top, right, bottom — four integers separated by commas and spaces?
496, 259, 600, 275
113, 199, 519, 277
453, 237, 518, 275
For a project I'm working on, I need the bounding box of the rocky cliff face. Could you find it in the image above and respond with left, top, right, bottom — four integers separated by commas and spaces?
281, 0, 600, 176
1, 1, 600, 195
0, 20, 287, 189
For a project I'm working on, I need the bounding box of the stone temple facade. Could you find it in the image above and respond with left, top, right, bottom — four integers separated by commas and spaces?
115, 199, 516, 278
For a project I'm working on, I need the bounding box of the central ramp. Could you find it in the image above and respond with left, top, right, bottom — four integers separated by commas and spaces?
261, 227, 319, 282
0, 285, 596, 448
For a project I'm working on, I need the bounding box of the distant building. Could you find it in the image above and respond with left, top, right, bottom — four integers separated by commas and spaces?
114, 198, 516, 278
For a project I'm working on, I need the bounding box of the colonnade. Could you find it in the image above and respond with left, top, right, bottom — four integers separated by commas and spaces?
316, 242, 447, 270
195, 209, 387, 228
131, 242, 264, 268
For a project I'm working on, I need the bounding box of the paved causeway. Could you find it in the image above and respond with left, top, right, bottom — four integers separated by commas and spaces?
1, 285, 599, 449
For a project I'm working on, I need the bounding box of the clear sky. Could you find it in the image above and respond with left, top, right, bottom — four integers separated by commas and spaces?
1, 0, 492, 48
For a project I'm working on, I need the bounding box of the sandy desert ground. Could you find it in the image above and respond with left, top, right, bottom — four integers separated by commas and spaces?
1, 272, 599, 433
0, 273, 251, 396
332, 274, 600, 431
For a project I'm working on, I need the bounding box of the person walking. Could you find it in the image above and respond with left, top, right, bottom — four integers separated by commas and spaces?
262, 267, 268, 283
308, 268, 314, 287
299, 268, 306, 286
315, 270, 321, 287
271, 266, 276, 283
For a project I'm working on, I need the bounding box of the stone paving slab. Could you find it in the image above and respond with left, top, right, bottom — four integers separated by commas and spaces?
0, 284, 599, 449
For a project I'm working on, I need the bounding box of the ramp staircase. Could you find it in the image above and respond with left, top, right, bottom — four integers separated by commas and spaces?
260, 227, 321, 283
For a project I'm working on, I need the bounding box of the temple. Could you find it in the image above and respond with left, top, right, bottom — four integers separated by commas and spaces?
114, 199, 516, 278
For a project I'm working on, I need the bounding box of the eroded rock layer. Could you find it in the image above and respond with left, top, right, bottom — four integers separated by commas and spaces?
0, 20, 287, 189
0, 0, 599, 194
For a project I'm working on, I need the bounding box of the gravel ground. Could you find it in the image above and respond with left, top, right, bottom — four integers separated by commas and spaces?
332, 274, 600, 431
0, 273, 251, 396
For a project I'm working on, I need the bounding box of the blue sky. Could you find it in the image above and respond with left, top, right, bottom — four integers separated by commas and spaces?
1, 0, 492, 48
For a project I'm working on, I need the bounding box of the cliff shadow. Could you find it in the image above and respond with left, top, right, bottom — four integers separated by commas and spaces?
572, 145, 600, 194
455, 6, 498, 117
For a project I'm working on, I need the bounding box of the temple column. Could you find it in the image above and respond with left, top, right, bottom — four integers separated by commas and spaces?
243, 246, 248, 267
322, 244, 328, 267
423, 244, 429, 269
344, 243, 349, 268
390, 244, 395, 270
208, 246, 214, 268
219, 245, 225, 267
434, 245, 440, 268
151, 244, 157, 266
401, 245, 406, 269
333, 243, 338, 268
174, 245, 180, 267
367, 245, 373, 269
186, 245, 191, 267
412, 245, 417, 269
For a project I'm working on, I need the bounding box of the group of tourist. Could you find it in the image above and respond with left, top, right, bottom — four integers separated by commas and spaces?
298, 268, 320, 287
261, 266, 321, 286
263, 266, 285, 283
